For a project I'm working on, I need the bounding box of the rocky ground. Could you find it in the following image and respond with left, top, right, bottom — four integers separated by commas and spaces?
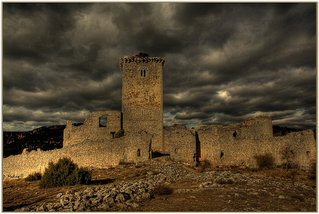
4, 157, 316, 212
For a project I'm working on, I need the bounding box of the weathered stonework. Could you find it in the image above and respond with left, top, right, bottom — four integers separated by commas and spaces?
163, 125, 196, 163
63, 111, 122, 147
196, 116, 316, 169
120, 55, 165, 153
3, 54, 316, 179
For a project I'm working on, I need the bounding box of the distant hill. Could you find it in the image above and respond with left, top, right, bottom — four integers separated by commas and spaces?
3, 125, 66, 158
272, 125, 303, 136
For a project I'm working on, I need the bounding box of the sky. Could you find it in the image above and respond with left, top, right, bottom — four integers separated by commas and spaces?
2, 3, 317, 131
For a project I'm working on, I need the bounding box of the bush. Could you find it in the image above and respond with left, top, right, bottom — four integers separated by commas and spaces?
254, 153, 275, 169
25, 172, 42, 181
114, 129, 124, 138
39, 157, 91, 188
150, 184, 173, 196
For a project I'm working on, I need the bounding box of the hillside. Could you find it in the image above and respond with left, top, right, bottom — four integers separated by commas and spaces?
3, 125, 65, 158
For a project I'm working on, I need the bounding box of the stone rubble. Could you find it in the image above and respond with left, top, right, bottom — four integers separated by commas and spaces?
14, 160, 316, 212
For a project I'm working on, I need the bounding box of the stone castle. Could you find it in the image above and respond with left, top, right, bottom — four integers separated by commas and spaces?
3, 54, 316, 179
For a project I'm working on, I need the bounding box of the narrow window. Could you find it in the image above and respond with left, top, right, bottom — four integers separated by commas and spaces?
99, 115, 107, 127
233, 131, 237, 138
137, 149, 141, 157
140, 70, 143, 76
144, 70, 146, 77
110, 131, 115, 138
220, 151, 224, 159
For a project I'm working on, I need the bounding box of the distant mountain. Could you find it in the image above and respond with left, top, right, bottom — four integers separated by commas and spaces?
272, 125, 303, 136
3, 125, 65, 158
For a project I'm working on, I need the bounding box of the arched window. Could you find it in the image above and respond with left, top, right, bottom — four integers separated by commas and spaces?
99, 115, 107, 127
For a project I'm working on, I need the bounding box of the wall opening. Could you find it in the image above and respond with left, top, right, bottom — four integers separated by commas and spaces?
140, 69, 146, 77
195, 131, 201, 162
220, 151, 224, 159
149, 139, 152, 159
233, 131, 237, 138
306, 151, 310, 156
120, 112, 123, 130
110, 131, 115, 138
137, 149, 141, 157
99, 115, 108, 127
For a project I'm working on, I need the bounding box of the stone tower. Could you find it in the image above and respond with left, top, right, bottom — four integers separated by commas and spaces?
120, 53, 165, 152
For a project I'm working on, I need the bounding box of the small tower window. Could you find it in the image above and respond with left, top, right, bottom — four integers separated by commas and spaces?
137, 149, 141, 157
140, 69, 146, 77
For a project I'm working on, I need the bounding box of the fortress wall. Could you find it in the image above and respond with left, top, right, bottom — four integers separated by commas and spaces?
3, 138, 127, 180
3, 130, 156, 180
124, 131, 152, 163
227, 116, 273, 140
164, 125, 196, 163
269, 130, 316, 169
63, 111, 122, 147
196, 122, 315, 169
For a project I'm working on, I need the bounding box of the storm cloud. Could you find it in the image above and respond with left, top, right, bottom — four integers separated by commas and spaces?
3, 3, 316, 131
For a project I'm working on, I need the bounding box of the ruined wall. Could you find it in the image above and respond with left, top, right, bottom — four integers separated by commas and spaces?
63, 111, 121, 147
3, 131, 153, 179
120, 55, 165, 153
124, 131, 152, 163
195, 117, 316, 169
163, 125, 196, 164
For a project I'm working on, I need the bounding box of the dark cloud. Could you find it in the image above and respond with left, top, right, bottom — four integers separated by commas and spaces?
2, 3, 316, 131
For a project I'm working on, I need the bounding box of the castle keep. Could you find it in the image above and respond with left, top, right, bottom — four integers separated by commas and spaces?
3, 54, 316, 179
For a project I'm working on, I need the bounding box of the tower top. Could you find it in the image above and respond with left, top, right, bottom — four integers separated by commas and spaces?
120, 55, 165, 65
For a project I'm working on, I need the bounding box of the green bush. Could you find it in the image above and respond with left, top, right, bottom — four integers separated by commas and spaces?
39, 157, 91, 188
254, 153, 275, 169
25, 172, 42, 181
114, 129, 124, 138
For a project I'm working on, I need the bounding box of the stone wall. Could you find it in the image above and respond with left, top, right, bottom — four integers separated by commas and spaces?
120, 55, 165, 153
63, 111, 122, 147
195, 117, 315, 169
3, 131, 153, 180
163, 125, 196, 164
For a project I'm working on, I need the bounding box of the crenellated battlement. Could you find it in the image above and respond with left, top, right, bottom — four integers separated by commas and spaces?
120, 56, 165, 64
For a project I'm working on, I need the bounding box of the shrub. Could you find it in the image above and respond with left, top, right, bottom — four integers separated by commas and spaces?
114, 129, 124, 138
150, 184, 173, 196
39, 157, 91, 188
254, 153, 275, 169
25, 172, 42, 181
